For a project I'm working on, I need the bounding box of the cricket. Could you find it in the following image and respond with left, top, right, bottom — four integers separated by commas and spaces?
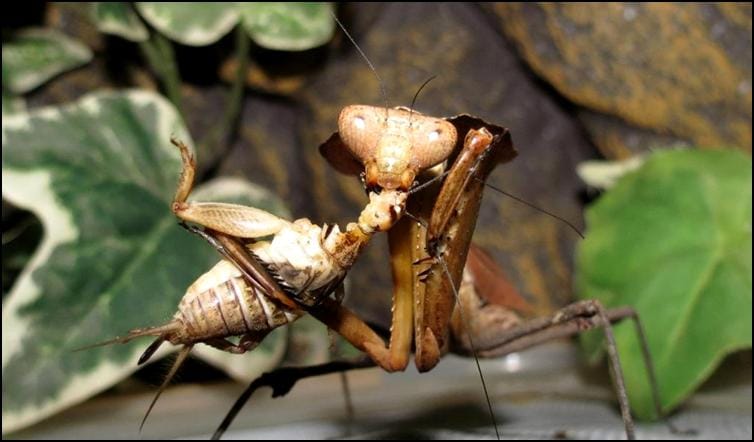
84, 11, 678, 441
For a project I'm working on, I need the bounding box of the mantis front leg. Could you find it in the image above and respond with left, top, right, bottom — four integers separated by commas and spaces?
410, 119, 517, 372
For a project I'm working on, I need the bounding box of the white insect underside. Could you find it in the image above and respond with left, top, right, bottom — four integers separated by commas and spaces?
251, 219, 344, 293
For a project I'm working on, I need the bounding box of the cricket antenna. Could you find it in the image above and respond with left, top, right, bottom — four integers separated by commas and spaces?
330, 10, 390, 118
437, 257, 501, 440
408, 75, 437, 126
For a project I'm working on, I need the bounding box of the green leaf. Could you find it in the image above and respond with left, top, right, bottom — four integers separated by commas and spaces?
1, 90, 292, 433
2, 91, 25, 115
240, 3, 335, 51
576, 149, 752, 419
136, 2, 240, 46
91, 2, 148, 42
2, 28, 92, 94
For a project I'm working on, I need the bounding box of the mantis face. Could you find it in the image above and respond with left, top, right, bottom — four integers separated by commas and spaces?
336, 105, 457, 191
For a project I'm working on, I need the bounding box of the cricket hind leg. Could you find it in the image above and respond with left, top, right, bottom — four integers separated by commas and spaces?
170, 137, 291, 238
170, 136, 196, 204
203, 331, 269, 354
140, 344, 194, 432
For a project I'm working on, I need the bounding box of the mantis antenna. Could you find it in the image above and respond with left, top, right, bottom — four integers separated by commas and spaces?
330, 10, 390, 120
408, 75, 438, 127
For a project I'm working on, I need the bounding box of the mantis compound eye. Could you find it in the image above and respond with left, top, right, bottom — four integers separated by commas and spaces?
352, 115, 366, 130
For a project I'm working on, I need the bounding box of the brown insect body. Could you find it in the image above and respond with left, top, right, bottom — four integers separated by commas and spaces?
308, 104, 666, 440
319, 107, 519, 372
382, 118, 518, 371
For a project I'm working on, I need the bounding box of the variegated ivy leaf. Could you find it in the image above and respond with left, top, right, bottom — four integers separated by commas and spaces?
136, 2, 334, 50
1, 90, 293, 433
91, 2, 149, 42
2, 91, 25, 115
240, 3, 335, 51
2, 28, 92, 94
136, 2, 240, 46
577, 149, 752, 420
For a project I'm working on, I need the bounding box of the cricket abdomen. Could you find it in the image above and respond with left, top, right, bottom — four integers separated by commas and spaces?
170, 260, 301, 344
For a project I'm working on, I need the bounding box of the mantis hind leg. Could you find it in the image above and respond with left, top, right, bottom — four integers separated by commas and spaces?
451, 298, 680, 440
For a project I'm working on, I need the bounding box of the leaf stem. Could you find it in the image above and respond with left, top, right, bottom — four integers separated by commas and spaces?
140, 31, 183, 117
200, 25, 249, 152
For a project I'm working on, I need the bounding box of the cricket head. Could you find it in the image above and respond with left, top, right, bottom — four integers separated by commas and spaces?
357, 189, 408, 233
337, 105, 457, 191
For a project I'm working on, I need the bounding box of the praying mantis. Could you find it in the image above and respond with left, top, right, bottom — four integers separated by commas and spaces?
205, 105, 671, 440
87, 9, 677, 440
90, 101, 670, 440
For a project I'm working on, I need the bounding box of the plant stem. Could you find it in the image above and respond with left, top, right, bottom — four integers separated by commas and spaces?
139, 31, 183, 117
154, 32, 183, 113
201, 25, 249, 152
